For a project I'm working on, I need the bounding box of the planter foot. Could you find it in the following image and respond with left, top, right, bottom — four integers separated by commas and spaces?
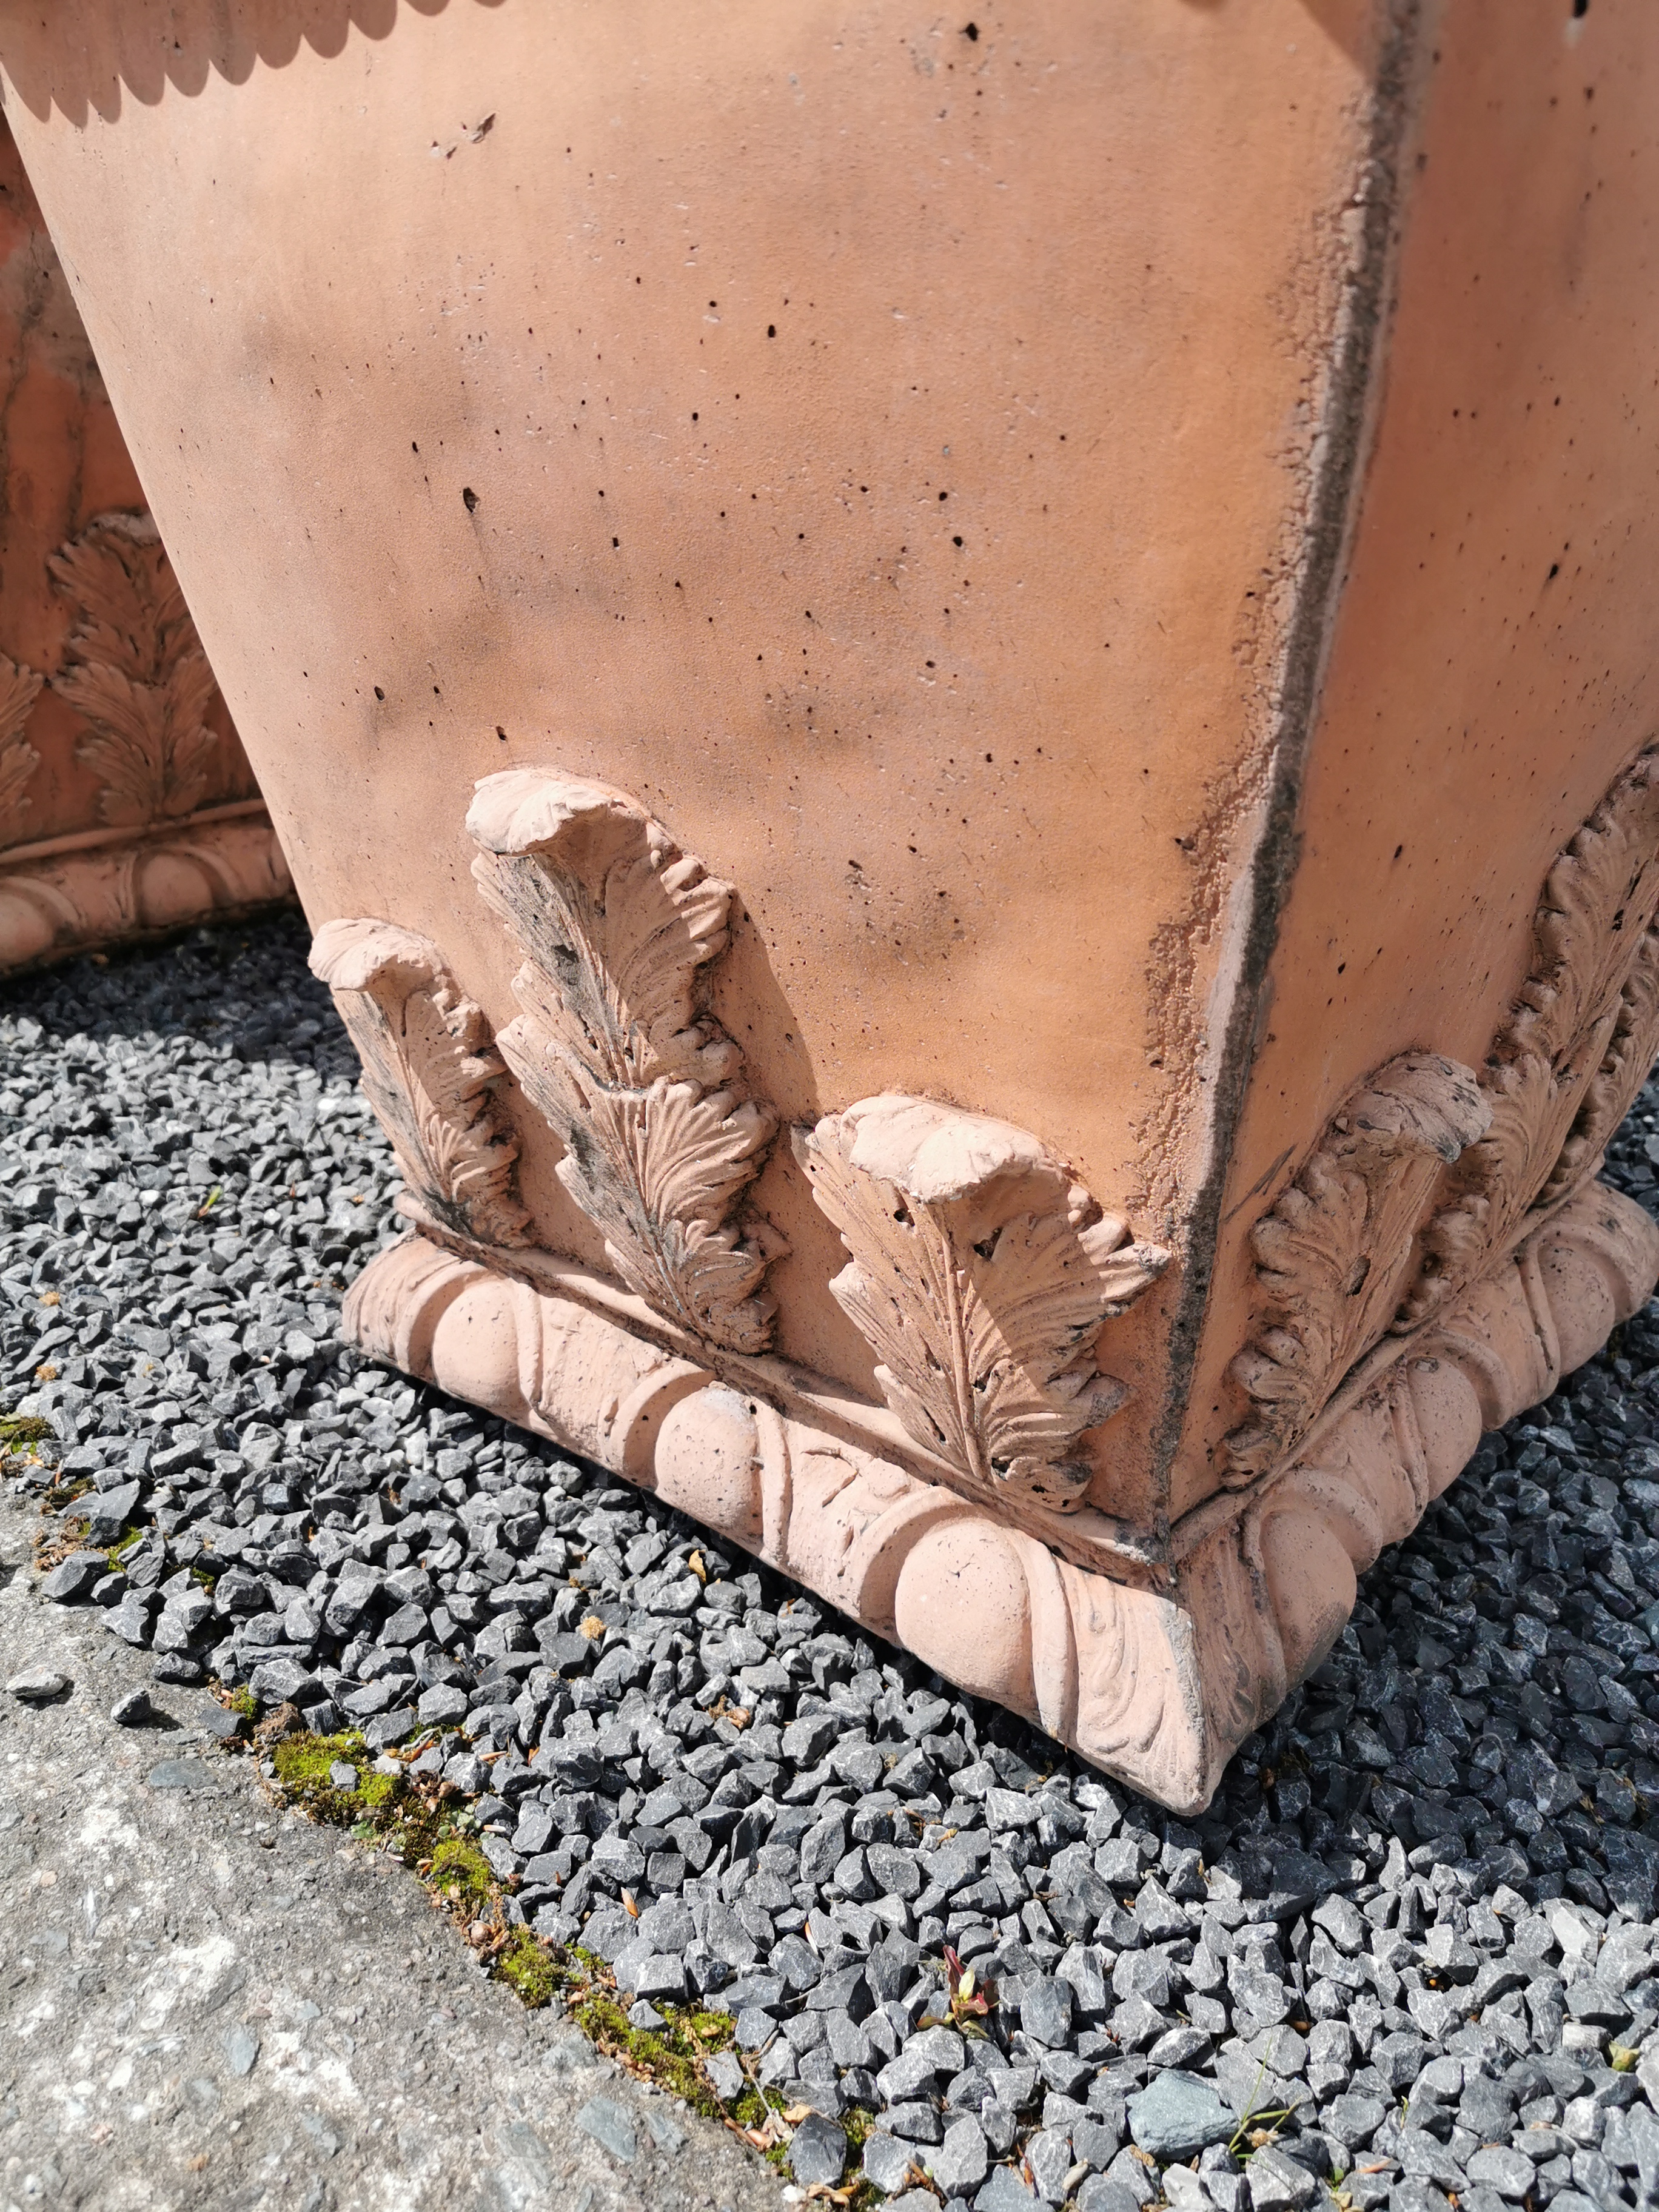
340, 1175, 1657, 1810
0, 805, 293, 975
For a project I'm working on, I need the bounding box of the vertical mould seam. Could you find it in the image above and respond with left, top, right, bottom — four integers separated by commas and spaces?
1147, 0, 1432, 1527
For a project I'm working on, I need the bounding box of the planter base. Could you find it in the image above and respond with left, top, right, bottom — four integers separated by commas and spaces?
343, 1176, 1658, 1811
0, 802, 293, 974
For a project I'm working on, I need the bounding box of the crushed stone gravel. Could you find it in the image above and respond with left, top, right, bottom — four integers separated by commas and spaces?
0, 1506, 774, 2212
7, 910, 1659, 2212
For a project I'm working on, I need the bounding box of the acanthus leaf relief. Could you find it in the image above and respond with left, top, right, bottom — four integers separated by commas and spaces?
0, 652, 45, 845
797, 1094, 1168, 1511
1546, 920, 1659, 1208
1406, 746, 1659, 1322
309, 918, 531, 1250
468, 768, 783, 1354
49, 511, 220, 826
1222, 1053, 1490, 1481
1227, 746, 1659, 1484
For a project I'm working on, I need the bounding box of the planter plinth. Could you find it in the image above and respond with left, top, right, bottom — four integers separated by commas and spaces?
341, 1179, 1655, 1814
8, 2, 1659, 1802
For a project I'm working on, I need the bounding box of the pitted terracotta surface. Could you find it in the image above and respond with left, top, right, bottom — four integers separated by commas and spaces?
0, 116, 260, 846
1181, 0, 1659, 1513
0, 0, 1382, 1492
7, 0, 1659, 1796
0, 112, 284, 967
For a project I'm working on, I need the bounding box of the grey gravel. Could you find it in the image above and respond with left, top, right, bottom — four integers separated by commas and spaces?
788, 2111, 847, 2187
0, 1497, 780, 2212
5, 1665, 68, 1701
931, 2112, 991, 2194
1128, 2071, 1236, 2160
575, 2095, 638, 2164
1244, 2144, 1319, 2211
12, 913, 1659, 2208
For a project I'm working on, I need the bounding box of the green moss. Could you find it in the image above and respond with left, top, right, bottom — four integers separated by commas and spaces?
842, 2106, 874, 2150
427, 1834, 495, 1909
271, 1728, 370, 1791
0, 1413, 52, 1454
499, 1929, 562, 2008
244, 1723, 820, 2171
227, 1686, 256, 1719
568, 1981, 735, 2120
106, 1526, 145, 1569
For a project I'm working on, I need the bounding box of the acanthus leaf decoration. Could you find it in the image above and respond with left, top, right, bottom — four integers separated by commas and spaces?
1225, 748, 1659, 1485
1544, 920, 1659, 1207
1402, 745, 1659, 1329
467, 768, 783, 1353
0, 652, 45, 845
796, 1093, 1168, 1511
1222, 1053, 1490, 1481
309, 918, 531, 1249
49, 511, 221, 826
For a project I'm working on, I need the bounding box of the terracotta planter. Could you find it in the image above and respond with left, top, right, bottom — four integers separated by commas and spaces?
0, 116, 290, 971
7, 1, 1657, 1807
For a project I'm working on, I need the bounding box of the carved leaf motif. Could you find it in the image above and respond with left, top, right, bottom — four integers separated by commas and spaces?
1228, 752, 1659, 1484
1546, 923, 1659, 1205
1517, 751, 1659, 1064
797, 1094, 1168, 1511
468, 768, 782, 1352
0, 652, 45, 845
1223, 1054, 1490, 1480
49, 512, 221, 825
1403, 748, 1659, 1327
309, 918, 530, 1248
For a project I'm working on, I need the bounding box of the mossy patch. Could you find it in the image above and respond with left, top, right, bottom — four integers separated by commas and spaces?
498, 1928, 561, 2008
271, 1726, 369, 1789
0, 1413, 52, 1461
247, 1719, 877, 2198
106, 1526, 146, 1569
565, 1968, 740, 2121
426, 1834, 494, 1912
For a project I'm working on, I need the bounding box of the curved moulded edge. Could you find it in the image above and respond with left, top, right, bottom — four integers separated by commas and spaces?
1175, 1180, 1659, 1805
0, 807, 292, 974
343, 1231, 1214, 1811
341, 1179, 1659, 1810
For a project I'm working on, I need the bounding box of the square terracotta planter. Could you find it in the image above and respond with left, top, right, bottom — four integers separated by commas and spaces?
0, 118, 290, 973
7, 0, 1657, 1807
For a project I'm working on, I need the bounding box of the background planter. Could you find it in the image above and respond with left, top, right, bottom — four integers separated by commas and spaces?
5, 0, 1657, 1806
0, 115, 290, 972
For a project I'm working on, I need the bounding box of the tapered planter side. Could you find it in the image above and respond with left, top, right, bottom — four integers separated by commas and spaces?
5, 0, 1658, 1805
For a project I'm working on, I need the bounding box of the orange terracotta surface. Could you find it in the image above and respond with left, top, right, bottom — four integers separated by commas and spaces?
0, 0, 1380, 1492
1178, 0, 1659, 1518
0, 109, 287, 967
6, 1, 1659, 1800
0, 111, 258, 839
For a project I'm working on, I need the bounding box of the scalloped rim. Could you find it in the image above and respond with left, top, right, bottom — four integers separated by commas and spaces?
0, 808, 291, 976
339, 1177, 1658, 1812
